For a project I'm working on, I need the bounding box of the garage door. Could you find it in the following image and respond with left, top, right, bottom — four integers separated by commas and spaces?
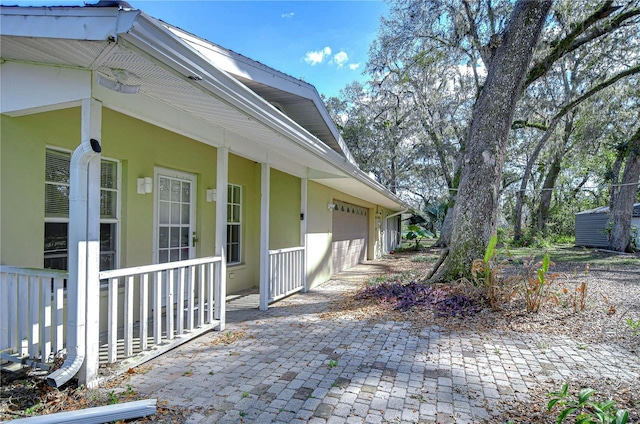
331, 201, 369, 273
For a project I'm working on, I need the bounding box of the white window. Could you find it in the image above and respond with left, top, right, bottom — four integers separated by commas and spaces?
227, 184, 241, 265
44, 148, 120, 271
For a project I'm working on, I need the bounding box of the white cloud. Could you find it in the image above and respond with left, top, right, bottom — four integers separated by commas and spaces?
333, 51, 349, 68
281, 12, 294, 18
304, 46, 332, 65
349, 63, 360, 71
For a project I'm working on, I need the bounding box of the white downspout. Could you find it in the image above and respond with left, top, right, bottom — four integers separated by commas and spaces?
47, 138, 101, 388
385, 208, 408, 253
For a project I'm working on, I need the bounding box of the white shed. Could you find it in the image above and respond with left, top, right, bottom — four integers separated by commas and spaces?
575, 203, 640, 248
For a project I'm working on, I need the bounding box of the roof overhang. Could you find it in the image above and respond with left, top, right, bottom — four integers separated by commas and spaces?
0, 5, 405, 211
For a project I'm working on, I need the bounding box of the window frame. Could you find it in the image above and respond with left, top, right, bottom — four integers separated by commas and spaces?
44, 146, 121, 271
226, 183, 242, 266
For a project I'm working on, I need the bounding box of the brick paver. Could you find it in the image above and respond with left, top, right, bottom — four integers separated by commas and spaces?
119, 263, 640, 423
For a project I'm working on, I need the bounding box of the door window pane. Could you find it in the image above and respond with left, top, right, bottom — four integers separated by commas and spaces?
159, 202, 170, 225
181, 227, 189, 247
159, 177, 170, 201
171, 180, 180, 202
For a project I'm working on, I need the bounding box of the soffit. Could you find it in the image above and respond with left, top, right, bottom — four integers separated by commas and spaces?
0, 35, 342, 177
233, 76, 342, 155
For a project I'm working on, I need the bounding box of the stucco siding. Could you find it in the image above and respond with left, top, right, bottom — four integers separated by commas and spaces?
1, 109, 79, 267
269, 168, 301, 250
227, 153, 261, 293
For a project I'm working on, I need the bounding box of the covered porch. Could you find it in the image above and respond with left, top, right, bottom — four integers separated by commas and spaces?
0, 244, 305, 387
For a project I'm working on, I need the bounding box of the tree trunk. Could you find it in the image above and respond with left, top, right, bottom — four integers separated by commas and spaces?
608, 127, 640, 252
535, 154, 562, 235
433, 151, 462, 247
535, 114, 574, 234
513, 118, 560, 242
430, 0, 552, 282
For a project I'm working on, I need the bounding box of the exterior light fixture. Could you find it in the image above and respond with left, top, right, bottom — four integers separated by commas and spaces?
206, 189, 217, 202
137, 177, 152, 194
327, 203, 337, 210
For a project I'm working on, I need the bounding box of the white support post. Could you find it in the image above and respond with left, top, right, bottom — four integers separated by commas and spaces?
139, 274, 148, 351
259, 163, 270, 311
214, 147, 228, 329
124, 275, 134, 357
300, 177, 308, 292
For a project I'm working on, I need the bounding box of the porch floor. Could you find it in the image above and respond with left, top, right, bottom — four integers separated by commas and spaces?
226, 288, 260, 313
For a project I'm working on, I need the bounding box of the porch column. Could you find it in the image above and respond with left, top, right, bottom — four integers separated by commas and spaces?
214, 147, 228, 330
301, 178, 308, 292
259, 163, 270, 311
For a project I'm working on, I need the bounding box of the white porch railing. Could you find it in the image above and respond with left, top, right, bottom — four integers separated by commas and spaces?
268, 246, 305, 303
98, 256, 222, 364
0, 267, 67, 366
1, 256, 223, 374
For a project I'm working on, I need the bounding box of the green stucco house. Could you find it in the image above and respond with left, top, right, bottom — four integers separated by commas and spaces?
0, 3, 405, 387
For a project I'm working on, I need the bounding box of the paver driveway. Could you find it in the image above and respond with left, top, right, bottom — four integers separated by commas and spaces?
121, 262, 640, 423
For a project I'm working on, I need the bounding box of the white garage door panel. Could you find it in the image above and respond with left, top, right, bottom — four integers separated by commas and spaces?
331, 201, 368, 274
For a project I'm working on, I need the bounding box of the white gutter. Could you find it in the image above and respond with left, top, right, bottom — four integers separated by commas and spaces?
47, 138, 101, 388
8, 399, 156, 423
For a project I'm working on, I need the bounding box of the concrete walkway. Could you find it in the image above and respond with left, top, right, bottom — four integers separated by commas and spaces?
120, 261, 640, 423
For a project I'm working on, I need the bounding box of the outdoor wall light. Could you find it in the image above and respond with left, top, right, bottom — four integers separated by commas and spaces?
327, 203, 337, 210
137, 177, 153, 194
206, 189, 217, 202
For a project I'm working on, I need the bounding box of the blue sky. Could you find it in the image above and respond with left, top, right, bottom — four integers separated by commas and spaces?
131, 1, 388, 98
1, 1, 388, 98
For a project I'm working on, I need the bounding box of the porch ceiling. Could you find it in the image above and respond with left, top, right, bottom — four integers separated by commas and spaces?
0, 6, 405, 211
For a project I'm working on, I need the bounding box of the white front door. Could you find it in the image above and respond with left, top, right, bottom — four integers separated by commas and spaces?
154, 168, 197, 264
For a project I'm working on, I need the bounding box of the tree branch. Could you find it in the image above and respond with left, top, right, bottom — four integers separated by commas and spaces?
512, 120, 548, 131
526, 1, 622, 87
565, 7, 640, 58
554, 63, 640, 120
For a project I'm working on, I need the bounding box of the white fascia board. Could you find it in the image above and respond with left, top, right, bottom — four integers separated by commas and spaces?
0, 62, 90, 116
0, 6, 139, 41
119, 15, 335, 160
166, 26, 317, 101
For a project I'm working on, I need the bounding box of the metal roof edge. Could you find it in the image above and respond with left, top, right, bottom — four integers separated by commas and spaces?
0, 5, 139, 41
576, 203, 640, 215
